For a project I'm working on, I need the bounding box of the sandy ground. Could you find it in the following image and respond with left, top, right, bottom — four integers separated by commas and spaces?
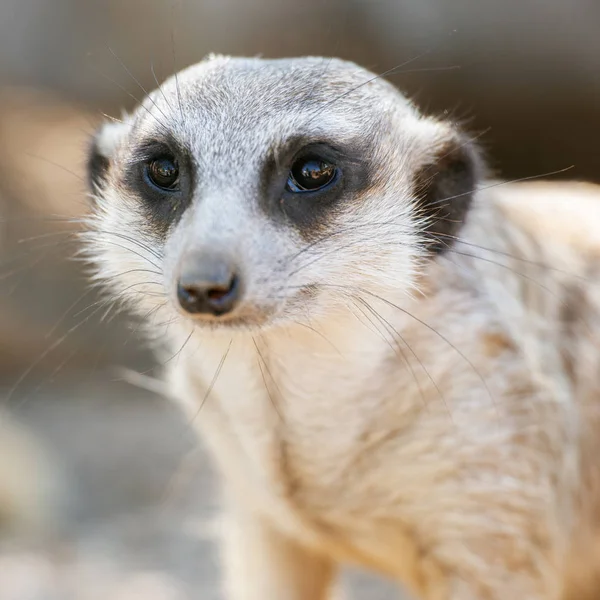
0, 374, 404, 600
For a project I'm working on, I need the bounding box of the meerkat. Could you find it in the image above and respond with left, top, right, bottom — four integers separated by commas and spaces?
83, 55, 600, 600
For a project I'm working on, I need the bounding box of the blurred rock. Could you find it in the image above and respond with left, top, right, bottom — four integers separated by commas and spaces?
0, 416, 60, 539
0, 379, 399, 600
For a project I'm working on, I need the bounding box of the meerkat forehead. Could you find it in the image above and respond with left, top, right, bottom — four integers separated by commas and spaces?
146, 55, 415, 140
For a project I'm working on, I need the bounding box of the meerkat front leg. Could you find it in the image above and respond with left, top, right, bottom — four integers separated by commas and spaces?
222, 503, 338, 600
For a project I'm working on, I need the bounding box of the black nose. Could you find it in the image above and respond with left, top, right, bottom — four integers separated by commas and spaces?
176, 255, 241, 316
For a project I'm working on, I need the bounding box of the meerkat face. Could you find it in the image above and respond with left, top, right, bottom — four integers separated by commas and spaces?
85, 55, 482, 334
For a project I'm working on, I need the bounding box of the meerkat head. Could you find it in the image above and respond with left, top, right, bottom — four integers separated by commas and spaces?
85, 55, 483, 335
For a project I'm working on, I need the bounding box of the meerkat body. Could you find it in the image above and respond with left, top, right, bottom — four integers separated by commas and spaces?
85, 55, 600, 599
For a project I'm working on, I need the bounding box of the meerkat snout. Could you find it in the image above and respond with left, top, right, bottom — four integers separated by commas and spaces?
176, 250, 241, 316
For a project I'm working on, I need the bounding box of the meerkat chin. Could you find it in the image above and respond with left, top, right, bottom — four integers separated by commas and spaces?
83, 55, 600, 600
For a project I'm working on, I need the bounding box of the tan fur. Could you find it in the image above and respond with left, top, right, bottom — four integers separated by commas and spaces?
85, 56, 600, 599
159, 181, 600, 599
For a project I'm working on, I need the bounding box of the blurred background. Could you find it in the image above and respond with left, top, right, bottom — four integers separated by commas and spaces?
0, 1, 598, 598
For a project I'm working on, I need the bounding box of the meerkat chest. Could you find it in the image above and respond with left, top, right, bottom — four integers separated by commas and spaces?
174, 327, 435, 550
170, 300, 574, 580
175, 328, 404, 516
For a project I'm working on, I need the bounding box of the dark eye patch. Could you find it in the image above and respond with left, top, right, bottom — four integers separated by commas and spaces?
122, 136, 195, 239
260, 136, 373, 241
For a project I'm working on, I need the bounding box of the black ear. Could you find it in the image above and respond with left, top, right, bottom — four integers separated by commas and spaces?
87, 133, 111, 194
412, 134, 485, 254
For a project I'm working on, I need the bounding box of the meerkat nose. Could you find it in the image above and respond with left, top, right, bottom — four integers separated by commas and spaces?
176, 251, 241, 317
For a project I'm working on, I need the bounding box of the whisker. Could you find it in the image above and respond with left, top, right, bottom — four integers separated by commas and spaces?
384, 65, 461, 75
345, 299, 379, 334
0, 243, 76, 281
80, 236, 163, 272
22, 152, 86, 184
448, 249, 557, 297
282, 220, 414, 267
3, 297, 114, 410
361, 288, 498, 414
81, 228, 164, 263
296, 281, 497, 413
29, 347, 80, 399
45, 287, 98, 339
435, 234, 587, 280
0, 215, 84, 224
348, 293, 438, 419
283, 215, 584, 285
437, 127, 492, 162
107, 45, 171, 124
291, 319, 341, 355
170, 12, 185, 126
302, 8, 346, 105
355, 295, 443, 416
150, 61, 174, 113
447, 248, 595, 338
305, 31, 459, 124
190, 339, 233, 424
130, 303, 171, 339
17, 230, 79, 244
88, 59, 170, 137
429, 165, 575, 207
69, 293, 134, 325
304, 56, 334, 104
162, 328, 195, 368
71, 282, 163, 321
98, 111, 123, 124
101, 301, 122, 324
4, 234, 81, 266
253, 337, 284, 422
149, 316, 180, 330
287, 237, 412, 279
349, 296, 397, 352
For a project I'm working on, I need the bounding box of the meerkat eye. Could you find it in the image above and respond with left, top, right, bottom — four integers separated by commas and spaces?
286, 156, 338, 192
145, 156, 180, 191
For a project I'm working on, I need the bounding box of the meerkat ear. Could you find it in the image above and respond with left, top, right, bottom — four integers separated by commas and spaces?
87, 119, 129, 195
412, 127, 486, 254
